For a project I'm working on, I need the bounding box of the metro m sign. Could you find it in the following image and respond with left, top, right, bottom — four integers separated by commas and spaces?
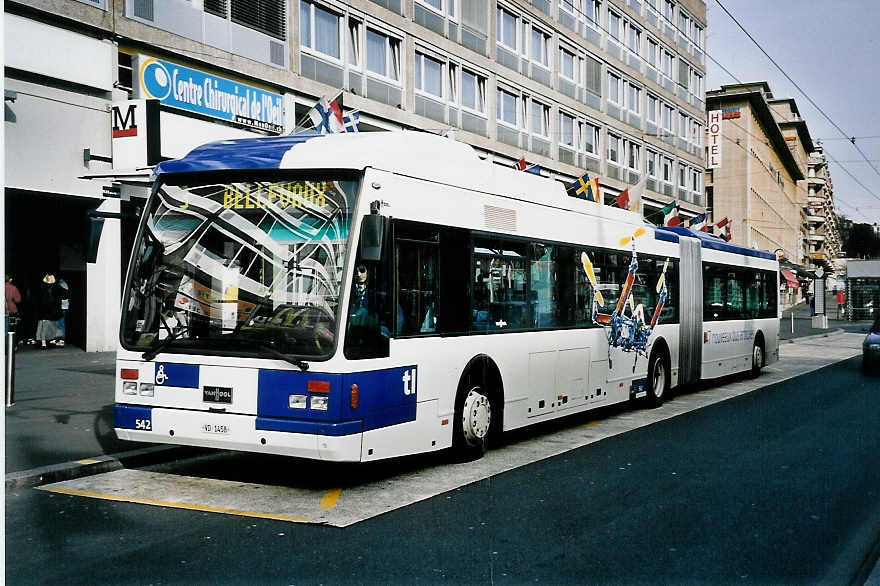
707, 109, 722, 169
112, 103, 138, 137
111, 99, 160, 168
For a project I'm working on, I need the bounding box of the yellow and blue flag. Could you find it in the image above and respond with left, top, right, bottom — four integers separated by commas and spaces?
568, 172, 601, 203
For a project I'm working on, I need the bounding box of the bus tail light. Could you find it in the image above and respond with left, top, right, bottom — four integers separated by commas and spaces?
350, 384, 359, 409
310, 396, 329, 411
120, 369, 139, 380
307, 380, 330, 394
289, 394, 307, 409
123, 382, 138, 395
139, 383, 154, 397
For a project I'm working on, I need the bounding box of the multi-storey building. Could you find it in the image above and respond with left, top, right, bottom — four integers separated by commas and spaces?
4, 0, 707, 350
806, 144, 841, 262
705, 83, 805, 264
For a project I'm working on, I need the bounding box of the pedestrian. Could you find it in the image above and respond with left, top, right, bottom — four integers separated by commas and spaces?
5, 274, 22, 338
35, 273, 67, 349
836, 288, 846, 319
58, 277, 69, 343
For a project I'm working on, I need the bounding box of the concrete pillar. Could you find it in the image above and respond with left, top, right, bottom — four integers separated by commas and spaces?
86, 198, 121, 352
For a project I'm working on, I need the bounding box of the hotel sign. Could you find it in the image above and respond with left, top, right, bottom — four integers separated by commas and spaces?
134, 55, 284, 133
708, 110, 722, 169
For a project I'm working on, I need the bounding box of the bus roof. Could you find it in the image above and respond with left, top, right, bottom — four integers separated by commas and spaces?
154, 131, 645, 225
654, 226, 777, 260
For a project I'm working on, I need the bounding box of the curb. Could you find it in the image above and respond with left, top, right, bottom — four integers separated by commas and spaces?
781, 328, 845, 344
5, 445, 193, 490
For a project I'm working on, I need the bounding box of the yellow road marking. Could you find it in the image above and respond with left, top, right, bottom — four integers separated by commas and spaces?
320, 488, 342, 510
76, 459, 101, 465
41, 486, 311, 523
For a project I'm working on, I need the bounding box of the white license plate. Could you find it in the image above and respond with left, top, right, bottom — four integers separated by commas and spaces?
201, 423, 230, 435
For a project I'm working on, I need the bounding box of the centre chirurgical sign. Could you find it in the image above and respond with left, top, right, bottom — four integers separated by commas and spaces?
134, 55, 284, 133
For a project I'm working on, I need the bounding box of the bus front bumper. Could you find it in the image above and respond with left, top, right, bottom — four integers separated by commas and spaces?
115, 405, 363, 461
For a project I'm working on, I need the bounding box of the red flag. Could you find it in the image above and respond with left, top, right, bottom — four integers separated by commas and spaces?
615, 188, 630, 209
666, 216, 682, 227
514, 157, 527, 171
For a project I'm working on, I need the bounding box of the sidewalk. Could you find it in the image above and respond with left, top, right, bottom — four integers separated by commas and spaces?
4, 345, 182, 487
778, 301, 872, 341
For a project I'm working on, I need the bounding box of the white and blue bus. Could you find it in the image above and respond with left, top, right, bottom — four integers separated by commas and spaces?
115, 131, 779, 461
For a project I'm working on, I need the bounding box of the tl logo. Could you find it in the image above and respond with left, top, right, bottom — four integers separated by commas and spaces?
401, 368, 417, 396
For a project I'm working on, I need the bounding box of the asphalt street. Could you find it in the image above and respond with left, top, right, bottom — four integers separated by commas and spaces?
5, 335, 880, 584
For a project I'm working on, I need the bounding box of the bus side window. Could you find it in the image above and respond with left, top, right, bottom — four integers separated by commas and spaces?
394, 222, 440, 337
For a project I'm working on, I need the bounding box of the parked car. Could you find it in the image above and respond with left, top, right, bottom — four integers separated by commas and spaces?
864, 317, 880, 372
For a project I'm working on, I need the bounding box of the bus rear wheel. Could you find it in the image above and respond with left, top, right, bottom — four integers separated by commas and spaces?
750, 340, 764, 378
452, 386, 492, 461
646, 349, 669, 408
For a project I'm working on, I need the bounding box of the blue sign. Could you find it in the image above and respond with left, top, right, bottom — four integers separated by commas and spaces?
137, 55, 284, 133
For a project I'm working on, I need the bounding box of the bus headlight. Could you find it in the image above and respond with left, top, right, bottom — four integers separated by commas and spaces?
123, 382, 138, 395
139, 383, 154, 397
310, 396, 329, 411
289, 394, 307, 409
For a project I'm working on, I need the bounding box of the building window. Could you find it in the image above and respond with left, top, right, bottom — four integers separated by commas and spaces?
608, 133, 621, 165
627, 83, 641, 114
662, 49, 674, 79
647, 38, 658, 69
460, 68, 487, 113
608, 9, 621, 43
559, 45, 577, 81
691, 119, 702, 146
662, 0, 673, 22
497, 6, 518, 51
626, 21, 641, 54
585, 54, 602, 96
662, 104, 674, 133
691, 167, 701, 192
530, 99, 550, 138
582, 120, 599, 155
497, 87, 518, 127
560, 111, 576, 149
530, 26, 551, 68
646, 94, 658, 123
646, 149, 658, 177
608, 72, 621, 105
300, 2, 340, 60
662, 156, 673, 183
232, 0, 286, 40
414, 52, 444, 97
678, 112, 688, 138
678, 162, 687, 188
366, 28, 401, 81
628, 142, 640, 171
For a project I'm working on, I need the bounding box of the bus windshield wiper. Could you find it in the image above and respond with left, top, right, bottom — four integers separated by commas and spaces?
142, 327, 189, 361
256, 343, 309, 372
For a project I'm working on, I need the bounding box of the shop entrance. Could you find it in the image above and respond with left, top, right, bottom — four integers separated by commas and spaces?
4, 190, 99, 349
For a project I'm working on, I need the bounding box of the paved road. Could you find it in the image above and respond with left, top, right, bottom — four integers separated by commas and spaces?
6, 337, 879, 584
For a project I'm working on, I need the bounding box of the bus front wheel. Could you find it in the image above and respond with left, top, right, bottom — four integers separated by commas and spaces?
452, 386, 492, 461
646, 349, 669, 408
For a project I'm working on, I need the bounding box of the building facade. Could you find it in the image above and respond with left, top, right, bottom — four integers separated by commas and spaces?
705, 83, 805, 263
4, 0, 707, 350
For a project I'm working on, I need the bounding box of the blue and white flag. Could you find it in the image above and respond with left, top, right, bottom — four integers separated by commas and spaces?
342, 111, 360, 132
308, 93, 345, 134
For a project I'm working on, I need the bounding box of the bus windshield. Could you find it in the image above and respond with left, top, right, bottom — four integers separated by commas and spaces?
121, 173, 360, 360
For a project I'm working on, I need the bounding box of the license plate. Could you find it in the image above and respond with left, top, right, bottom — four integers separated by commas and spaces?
203, 386, 232, 404
201, 423, 230, 434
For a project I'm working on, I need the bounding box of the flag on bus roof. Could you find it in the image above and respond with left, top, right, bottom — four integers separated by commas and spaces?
514, 157, 528, 171
568, 172, 601, 203
514, 157, 542, 175
525, 164, 542, 175
662, 202, 680, 226
615, 188, 630, 210
689, 213, 708, 231
308, 92, 346, 134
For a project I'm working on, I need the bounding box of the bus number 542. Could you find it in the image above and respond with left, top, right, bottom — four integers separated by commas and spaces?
135, 418, 152, 431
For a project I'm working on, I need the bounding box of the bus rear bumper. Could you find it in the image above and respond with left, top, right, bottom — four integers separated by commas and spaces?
115, 406, 363, 462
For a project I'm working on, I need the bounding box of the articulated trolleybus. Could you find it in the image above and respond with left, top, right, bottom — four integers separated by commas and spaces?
115, 131, 779, 461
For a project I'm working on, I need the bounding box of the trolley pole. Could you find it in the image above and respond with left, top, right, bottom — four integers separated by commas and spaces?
6, 331, 15, 407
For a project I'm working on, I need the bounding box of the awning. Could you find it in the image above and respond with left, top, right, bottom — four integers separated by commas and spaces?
781, 269, 799, 289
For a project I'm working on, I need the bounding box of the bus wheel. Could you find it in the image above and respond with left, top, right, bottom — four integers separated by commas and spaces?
646, 349, 669, 407
750, 340, 764, 378
453, 386, 492, 461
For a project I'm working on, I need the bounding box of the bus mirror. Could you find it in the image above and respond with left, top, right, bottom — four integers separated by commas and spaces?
359, 214, 387, 262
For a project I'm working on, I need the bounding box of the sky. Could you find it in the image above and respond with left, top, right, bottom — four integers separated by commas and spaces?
705, 0, 880, 229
